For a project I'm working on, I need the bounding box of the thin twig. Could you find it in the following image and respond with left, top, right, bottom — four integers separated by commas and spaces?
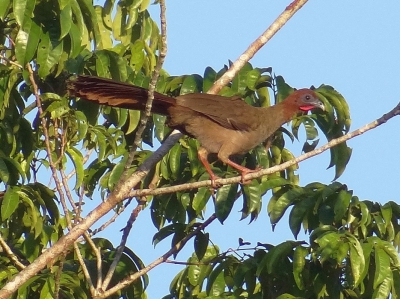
97, 214, 217, 298
26, 63, 97, 294
73, 243, 96, 295
0, 53, 23, 69
0, 234, 25, 270
101, 0, 168, 290
123, 0, 168, 173
102, 200, 145, 290
90, 198, 132, 236
95, 246, 103, 290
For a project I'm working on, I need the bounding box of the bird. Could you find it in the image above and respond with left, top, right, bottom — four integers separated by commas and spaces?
67, 75, 324, 186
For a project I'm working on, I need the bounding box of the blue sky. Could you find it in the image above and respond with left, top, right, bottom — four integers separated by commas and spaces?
93, 1, 400, 297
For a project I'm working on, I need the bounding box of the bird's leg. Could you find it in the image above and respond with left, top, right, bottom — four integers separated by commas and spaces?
223, 158, 261, 184
198, 147, 221, 188
218, 147, 261, 184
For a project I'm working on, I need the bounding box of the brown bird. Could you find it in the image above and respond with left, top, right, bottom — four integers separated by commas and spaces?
67, 75, 324, 186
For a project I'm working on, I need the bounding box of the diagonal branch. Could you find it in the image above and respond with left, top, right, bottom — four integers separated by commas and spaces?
208, 0, 309, 94
96, 214, 217, 298
127, 100, 400, 196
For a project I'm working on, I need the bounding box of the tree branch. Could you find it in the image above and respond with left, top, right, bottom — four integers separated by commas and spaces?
0, 234, 25, 270
208, 0, 309, 94
126, 101, 400, 196
123, 0, 168, 172
96, 214, 217, 298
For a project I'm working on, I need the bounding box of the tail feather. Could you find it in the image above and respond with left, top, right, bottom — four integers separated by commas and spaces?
67, 75, 175, 114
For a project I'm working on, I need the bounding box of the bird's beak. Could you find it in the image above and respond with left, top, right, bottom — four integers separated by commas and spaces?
316, 100, 325, 111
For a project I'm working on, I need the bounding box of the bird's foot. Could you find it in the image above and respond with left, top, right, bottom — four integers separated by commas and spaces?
210, 174, 222, 189
240, 167, 262, 185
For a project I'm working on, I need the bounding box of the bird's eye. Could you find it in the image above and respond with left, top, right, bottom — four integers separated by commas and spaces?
304, 95, 311, 101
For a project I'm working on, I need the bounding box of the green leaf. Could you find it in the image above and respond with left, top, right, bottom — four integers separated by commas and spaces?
0, 158, 10, 183
168, 143, 181, 179
374, 247, 391, 289
289, 196, 316, 238
140, 0, 150, 11
13, 0, 35, 25
317, 85, 351, 134
275, 76, 294, 102
194, 232, 209, 260
76, 0, 102, 49
0, 1, 11, 20
231, 62, 252, 94
108, 155, 128, 190
259, 177, 290, 195
206, 263, 225, 296
347, 234, 364, 286
333, 189, 351, 223
37, 27, 64, 78
187, 139, 201, 177
192, 187, 211, 213
203, 66, 217, 92
331, 142, 352, 180
246, 68, 261, 91
269, 187, 304, 225
215, 183, 239, 223
19, 118, 34, 158
372, 276, 391, 299
293, 245, 308, 290
1, 186, 20, 220
140, 10, 152, 41
94, 6, 113, 49
65, 147, 84, 191
59, 0, 72, 39
181, 75, 202, 94
68, 21, 83, 58
102, 0, 115, 29
15, 19, 41, 65
3, 156, 26, 183
382, 241, 400, 267
267, 241, 297, 274
241, 179, 261, 220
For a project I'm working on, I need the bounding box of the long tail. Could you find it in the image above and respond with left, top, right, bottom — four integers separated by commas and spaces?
67, 75, 176, 114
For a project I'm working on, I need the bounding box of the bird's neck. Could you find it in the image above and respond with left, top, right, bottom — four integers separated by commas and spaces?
262, 101, 300, 131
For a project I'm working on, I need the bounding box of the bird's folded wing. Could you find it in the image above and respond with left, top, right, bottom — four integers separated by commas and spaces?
176, 94, 261, 132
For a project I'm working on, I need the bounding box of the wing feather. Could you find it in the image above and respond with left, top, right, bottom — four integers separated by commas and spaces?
176, 94, 261, 131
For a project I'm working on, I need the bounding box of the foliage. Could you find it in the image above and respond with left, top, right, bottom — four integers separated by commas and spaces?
0, 0, 398, 298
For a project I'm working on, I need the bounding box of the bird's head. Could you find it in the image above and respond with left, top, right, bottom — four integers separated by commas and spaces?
288, 89, 325, 112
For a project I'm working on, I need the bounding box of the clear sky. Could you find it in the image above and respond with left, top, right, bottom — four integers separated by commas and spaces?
93, 1, 400, 297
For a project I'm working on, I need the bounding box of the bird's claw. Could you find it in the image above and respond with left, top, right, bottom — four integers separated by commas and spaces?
240, 167, 262, 185
210, 175, 222, 189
